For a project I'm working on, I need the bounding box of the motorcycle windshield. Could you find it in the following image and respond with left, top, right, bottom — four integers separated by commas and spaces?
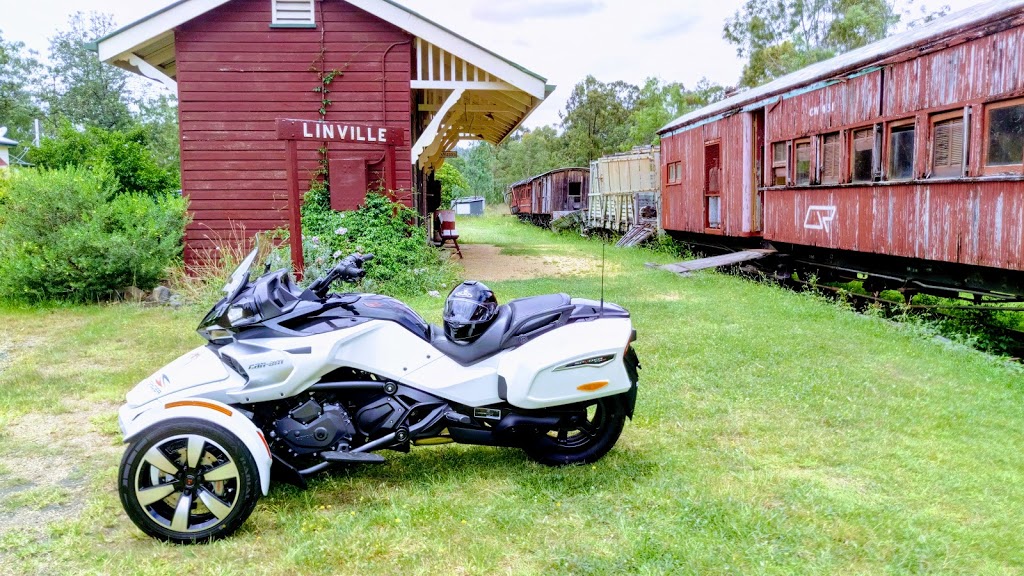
199, 248, 258, 329
223, 247, 259, 300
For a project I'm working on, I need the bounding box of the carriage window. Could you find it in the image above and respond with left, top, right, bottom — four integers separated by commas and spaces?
667, 161, 681, 183
985, 99, 1024, 173
568, 182, 582, 209
851, 128, 875, 182
772, 141, 787, 186
820, 132, 841, 184
794, 140, 811, 185
931, 112, 964, 178
888, 122, 915, 180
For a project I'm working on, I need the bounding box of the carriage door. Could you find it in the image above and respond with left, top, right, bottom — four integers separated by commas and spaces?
752, 109, 765, 232
704, 141, 721, 230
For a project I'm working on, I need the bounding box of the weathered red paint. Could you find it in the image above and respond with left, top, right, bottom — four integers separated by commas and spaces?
507, 168, 590, 217
765, 180, 1024, 271
176, 0, 413, 260
661, 114, 760, 236
659, 6, 1024, 274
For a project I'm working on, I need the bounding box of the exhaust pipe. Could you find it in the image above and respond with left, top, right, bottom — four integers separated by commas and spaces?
492, 413, 562, 436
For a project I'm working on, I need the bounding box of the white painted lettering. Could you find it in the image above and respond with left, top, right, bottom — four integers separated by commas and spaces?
338, 125, 349, 139
323, 124, 334, 139
302, 123, 313, 138
378, 128, 387, 142
356, 126, 366, 142
368, 127, 377, 142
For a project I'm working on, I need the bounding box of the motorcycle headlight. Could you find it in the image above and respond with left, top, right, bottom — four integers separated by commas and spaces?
227, 305, 250, 324
226, 300, 260, 326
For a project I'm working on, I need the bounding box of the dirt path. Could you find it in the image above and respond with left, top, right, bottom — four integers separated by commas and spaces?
0, 402, 122, 539
457, 244, 600, 281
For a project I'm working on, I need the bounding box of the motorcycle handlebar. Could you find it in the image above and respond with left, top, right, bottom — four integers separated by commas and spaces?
309, 252, 373, 298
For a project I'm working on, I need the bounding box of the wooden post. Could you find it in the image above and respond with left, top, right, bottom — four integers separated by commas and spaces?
386, 143, 396, 192
285, 139, 304, 280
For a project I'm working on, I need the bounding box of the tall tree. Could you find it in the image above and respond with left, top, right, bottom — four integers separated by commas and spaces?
626, 77, 726, 147
452, 142, 500, 203
137, 93, 181, 174
560, 76, 638, 165
0, 31, 43, 155
724, 0, 901, 87
44, 12, 136, 130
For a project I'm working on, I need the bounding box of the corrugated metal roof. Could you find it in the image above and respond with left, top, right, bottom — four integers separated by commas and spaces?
659, 0, 1024, 135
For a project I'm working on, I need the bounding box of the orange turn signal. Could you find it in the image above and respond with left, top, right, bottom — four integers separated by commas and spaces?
577, 381, 609, 392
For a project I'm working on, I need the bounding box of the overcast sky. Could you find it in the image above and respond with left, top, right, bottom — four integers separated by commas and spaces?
1, 0, 987, 129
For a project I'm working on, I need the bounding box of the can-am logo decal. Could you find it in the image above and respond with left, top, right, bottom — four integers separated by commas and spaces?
454, 289, 473, 298
804, 205, 837, 233
247, 359, 284, 371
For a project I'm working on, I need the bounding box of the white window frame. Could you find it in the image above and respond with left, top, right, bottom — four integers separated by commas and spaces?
272, 0, 316, 28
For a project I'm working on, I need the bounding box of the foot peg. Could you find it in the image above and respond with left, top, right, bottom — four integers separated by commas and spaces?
320, 451, 386, 464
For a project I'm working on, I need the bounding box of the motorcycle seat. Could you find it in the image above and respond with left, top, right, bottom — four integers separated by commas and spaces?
430, 306, 512, 365
429, 293, 573, 366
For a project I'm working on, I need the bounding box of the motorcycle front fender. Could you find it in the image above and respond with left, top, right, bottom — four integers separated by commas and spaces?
118, 397, 273, 496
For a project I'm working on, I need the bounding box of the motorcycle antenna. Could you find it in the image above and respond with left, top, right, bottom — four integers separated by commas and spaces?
599, 233, 606, 317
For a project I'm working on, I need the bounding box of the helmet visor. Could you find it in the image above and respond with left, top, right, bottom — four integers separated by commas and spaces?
444, 298, 493, 324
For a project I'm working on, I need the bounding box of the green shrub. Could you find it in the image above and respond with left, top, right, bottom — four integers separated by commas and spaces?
27, 123, 179, 197
0, 167, 188, 302
295, 186, 459, 296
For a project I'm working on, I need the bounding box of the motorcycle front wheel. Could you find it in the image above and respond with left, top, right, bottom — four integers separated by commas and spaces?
522, 395, 626, 466
118, 418, 261, 544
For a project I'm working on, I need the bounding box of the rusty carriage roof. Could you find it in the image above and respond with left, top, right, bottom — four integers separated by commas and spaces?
508, 167, 590, 189
659, 0, 1024, 136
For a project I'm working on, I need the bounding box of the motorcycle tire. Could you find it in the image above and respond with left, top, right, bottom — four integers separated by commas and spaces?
522, 395, 626, 466
118, 418, 261, 544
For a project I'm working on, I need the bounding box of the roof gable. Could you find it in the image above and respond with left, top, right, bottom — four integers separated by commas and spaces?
95, 0, 548, 99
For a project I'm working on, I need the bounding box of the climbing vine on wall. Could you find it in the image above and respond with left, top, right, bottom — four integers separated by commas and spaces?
306, 0, 350, 203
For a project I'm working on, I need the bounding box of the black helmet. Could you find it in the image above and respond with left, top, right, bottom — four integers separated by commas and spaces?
443, 281, 498, 343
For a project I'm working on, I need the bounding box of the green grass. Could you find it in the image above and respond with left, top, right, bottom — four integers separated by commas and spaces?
1, 214, 1022, 574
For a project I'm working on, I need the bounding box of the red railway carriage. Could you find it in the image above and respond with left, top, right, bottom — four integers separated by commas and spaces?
506, 167, 590, 226
94, 0, 552, 263
658, 0, 1024, 299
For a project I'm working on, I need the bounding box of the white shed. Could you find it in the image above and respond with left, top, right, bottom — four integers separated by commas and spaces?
0, 127, 17, 170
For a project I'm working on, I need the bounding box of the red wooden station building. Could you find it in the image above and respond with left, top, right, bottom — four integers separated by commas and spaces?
93, 0, 552, 261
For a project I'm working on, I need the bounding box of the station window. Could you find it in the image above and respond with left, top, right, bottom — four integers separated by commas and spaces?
771, 141, 788, 186
272, 0, 316, 27
887, 120, 916, 180
984, 98, 1024, 174
851, 127, 876, 183
931, 110, 965, 178
820, 132, 841, 185
794, 139, 812, 185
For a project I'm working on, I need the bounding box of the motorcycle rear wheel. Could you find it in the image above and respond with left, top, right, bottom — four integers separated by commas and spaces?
118, 418, 260, 544
522, 395, 625, 466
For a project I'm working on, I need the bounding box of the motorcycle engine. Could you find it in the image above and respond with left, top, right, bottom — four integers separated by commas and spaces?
273, 397, 355, 456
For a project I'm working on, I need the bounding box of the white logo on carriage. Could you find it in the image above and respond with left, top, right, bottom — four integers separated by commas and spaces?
804, 205, 837, 233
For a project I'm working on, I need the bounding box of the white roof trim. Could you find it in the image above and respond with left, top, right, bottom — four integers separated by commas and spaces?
96, 0, 549, 100
97, 0, 232, 63
344, 0, 547, 99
